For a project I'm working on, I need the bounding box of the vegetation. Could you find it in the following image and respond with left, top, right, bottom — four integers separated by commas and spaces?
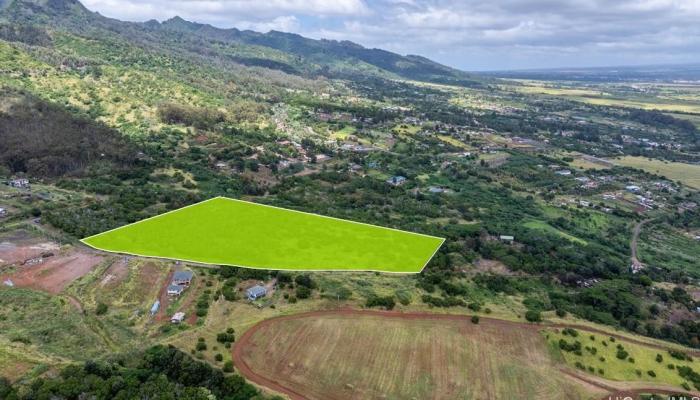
0, 0, 699, 396
0, 345, 278, 400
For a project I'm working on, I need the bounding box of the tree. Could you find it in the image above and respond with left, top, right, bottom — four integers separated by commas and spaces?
223, 361, 234, 373
296, 286, 311, 299
471, 315, 480, 324
525, 310, 542, 323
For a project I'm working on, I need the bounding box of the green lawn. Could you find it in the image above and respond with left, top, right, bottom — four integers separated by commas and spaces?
82, 197, 444, 273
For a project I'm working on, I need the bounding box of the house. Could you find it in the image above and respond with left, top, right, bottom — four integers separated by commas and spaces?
386, 176, 407, 186
7, 178, 29, 189
626, 185, 641, 193
428, 186, 446, 194
150, 300, 160, 316
499, 235, 515, 244
555, 170, 572, 176
0, 208, 6, 217
171, 312, 186, 323
172, 270, 194, 286
167, 285, 185, 296
246, 285, 267, 301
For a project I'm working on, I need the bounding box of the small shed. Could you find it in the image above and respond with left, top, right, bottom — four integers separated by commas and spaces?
167, 285, 185, 296
499, 235, 515, 243
150, 300, 160, 316
171, 312, 186, 323
172, 270, 194, 286
246, 285, 267, 301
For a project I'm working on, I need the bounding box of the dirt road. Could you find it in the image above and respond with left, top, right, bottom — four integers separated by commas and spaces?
232, 308, 700, 400
630, 219, 651, 268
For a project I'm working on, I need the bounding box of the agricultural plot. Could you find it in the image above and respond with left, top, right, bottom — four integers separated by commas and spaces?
610, 157, 700, 190
637, 224, 700, 277
546, 328, 700, 389
82, 197, 444, 273
234, 311, 599, 400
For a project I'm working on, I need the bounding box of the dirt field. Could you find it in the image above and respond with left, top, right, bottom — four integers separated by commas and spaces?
0, 229, 59, 266
0, 249, 104, 294
234, 310, 600, 400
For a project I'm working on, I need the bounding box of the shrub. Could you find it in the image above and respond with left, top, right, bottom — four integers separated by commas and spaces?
525, 310, 541, 323
669, 350, 692, 362
296, 286, 311, 299
365, 295, 395, 310
656, 354, 663, 363
223, 361, 234, 373
214, 354, 223, 362
196, 341, 207, 351
647, 370, 656, 377
216, 332, 235, 344
562, 328, 578, 337
95, 302, 108, 316
471, 315, 480, 324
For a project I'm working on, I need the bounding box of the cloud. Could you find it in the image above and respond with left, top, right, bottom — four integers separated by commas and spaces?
237, 16, 300, 33
80, 0, 700, 70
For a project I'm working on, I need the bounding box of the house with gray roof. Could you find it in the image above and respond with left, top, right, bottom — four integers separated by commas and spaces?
172, 270, 194, 286
246, 285, 267, 301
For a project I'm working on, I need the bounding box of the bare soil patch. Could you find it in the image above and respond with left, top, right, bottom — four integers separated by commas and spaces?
0, 251, 103, 294
233, 309, 596, 400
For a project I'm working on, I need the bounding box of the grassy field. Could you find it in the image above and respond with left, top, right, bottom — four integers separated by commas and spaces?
523, 220, 588, 245
82, 197, 444, 273
0, 288, 124, 360
546, 328, 700, 389
509, 81, 700, 114
610, 156, 700, 190
237, 313, 598, 400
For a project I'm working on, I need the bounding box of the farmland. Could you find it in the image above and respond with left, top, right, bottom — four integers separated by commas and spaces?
546, 328, 700, 389
82, 197, 444, 273
609, 156, 700, 190
1, 1, 700, 398
234, 311, 600, 400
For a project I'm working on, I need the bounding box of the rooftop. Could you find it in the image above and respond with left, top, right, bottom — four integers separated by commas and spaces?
173, 270, 194, 281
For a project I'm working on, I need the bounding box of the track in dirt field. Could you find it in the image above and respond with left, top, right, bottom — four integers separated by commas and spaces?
232, 308, 700, 400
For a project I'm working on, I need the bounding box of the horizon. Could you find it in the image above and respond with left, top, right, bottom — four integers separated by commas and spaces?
79, 0, 700, 72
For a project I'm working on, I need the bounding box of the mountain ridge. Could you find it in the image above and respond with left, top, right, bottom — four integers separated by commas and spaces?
0, 0, 482, 86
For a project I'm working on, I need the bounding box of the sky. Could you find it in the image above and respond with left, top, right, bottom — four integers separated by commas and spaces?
80, 0, 700, 71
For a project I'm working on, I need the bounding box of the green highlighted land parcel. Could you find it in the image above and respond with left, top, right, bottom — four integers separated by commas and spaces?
81, 197, 444, 273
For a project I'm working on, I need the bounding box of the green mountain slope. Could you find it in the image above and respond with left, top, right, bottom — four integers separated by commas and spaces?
0, 0, 481, 86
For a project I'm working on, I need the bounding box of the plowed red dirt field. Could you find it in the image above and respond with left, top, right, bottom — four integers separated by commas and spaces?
233, 309, 700, 400
233, 310, 601, 400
